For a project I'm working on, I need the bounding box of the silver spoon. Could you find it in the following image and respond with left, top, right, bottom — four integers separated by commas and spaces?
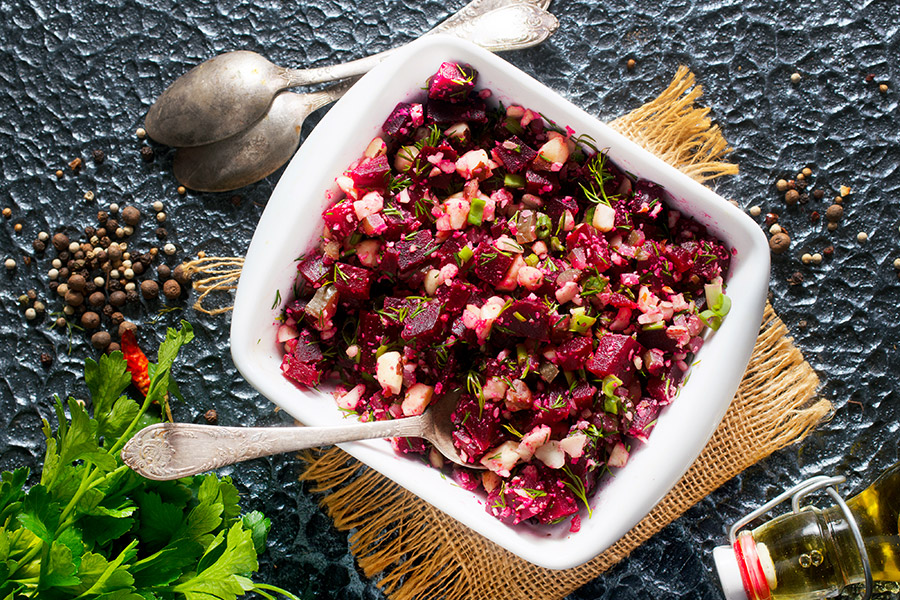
173, 79, 357, 192
145, 0, 557, 148
120, 392, 478, 481
173, 4, 558, 192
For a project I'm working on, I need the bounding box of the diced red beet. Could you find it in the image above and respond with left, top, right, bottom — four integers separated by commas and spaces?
292, 337, 323, 363
333, 263, 374, 300
382, 102, 420, 136
357, 311, 384, 346
401, 300, 443, 343
494, 136, 538, 173
427, 97, 487, 124
637, 327, 679, 353
380, 202, 415, 241
435, 280, 475, 314
489, 465, 551, 524
542, 486, 579, 523
322, 200, 358, 240
666, 244, 694, 273
627, 399, 661, 443
570, 381, 597, 411
474, 244, 515, 286
525, 169, 558, 195
391, 436, 428, 454
428, 62, 478, 102
566, 224, 611, 271
631, 180, 665, 215
555, 336, 594, 371
350, 155, 390, 190
494, 298, 550, 340
395, 230, 437, 272
451, 397, 501, 463
528, 389, 571, 427
297, 252, 329, 286
280, 352, 321, 387
452, 466, 481, 491
585, 334, 643, 379
545, 195, 579, 224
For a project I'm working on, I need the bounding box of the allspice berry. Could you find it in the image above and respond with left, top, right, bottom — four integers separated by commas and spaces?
173, 264, 192, 287
88, 291, 106, 307
107, 244, 123, 262
109, 290, 127, 307
769, 232, 791, 254
107, 342, 121, 354
118, 321, 137, 337
81, 311, 101, 330
111, 311, 125, 326
67, 273, 86, 292
157, 264, 171, 280
121, 205, 141, 226
141, 279, 160, 299
52, 232, 69, 251
65, 290, 84, 307
784, 189, 800, 205
91, 331, 112, 350
163, 279, 181, 299
825, 204, 843, 222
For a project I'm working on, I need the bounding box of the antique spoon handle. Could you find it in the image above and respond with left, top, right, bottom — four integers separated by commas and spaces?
283, 3, 557, 87
121, 418, 428, 481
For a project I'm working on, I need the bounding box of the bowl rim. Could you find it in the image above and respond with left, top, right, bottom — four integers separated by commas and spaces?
231, 34, 770, 569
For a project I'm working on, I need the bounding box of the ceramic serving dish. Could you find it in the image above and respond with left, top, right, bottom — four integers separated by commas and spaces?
230, 35, 770, 569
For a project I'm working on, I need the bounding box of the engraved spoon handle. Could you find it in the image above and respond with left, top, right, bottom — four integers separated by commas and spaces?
121, 418, 429, 481
283, 3, 557, 87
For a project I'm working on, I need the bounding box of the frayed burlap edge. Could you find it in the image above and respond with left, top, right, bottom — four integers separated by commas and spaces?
297, 304, 828, 600
608, 66, 739, 183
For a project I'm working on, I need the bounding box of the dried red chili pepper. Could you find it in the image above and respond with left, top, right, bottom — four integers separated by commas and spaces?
120, 329, 151, 396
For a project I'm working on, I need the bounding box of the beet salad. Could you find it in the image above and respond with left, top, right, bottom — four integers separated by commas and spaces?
276, 61, 732, 531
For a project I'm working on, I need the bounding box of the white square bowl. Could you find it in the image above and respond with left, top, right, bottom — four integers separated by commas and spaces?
231, 35, 770, 570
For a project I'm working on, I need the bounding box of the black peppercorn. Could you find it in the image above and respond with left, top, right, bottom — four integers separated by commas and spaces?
92, 149, 105, 165
155, 227, 168, 239
140, 146, 154, 162
32, 240, 46, 253
40, 352, 53, 367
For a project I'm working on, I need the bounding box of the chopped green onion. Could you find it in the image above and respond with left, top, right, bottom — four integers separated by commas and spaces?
699, 309, 723, 331
550, 236, 564, 252
569, 311, 597, 333
642, 321, 665, 331
704, 282, 723, 311
716, 294, 732, 316
513, 311, 526, 322
516, 344, 528, 365
584, 206, 596, 225
505, 117, 524, 135
602, 375, 622, 399
456, 245, 474, 264
525, 253, 539, 267
375, 345, 389, 359
468, 196, 486, 226
504, 173, 525, 189
535, 212, 552, 239
604, 396, 619, 414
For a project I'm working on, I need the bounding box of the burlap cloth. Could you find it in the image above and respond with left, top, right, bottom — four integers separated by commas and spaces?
187, 67, 832, 600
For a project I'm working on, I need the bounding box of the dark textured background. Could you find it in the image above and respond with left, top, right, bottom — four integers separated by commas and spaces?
2, 0, 899, 598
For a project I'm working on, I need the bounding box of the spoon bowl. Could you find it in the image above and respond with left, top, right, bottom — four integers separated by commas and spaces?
120, 391, 476, 481
173, 80, 355, 192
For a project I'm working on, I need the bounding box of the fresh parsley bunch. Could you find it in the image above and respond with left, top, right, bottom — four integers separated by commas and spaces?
0, 321, 300, 600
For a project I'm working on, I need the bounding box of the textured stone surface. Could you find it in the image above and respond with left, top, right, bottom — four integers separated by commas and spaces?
1, 0, 900, 598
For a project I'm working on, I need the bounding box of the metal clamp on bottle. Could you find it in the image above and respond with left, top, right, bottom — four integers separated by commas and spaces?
714, 475, 873, 600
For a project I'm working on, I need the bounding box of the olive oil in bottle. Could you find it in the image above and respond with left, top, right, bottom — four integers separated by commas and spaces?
714, 461, 900, 599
